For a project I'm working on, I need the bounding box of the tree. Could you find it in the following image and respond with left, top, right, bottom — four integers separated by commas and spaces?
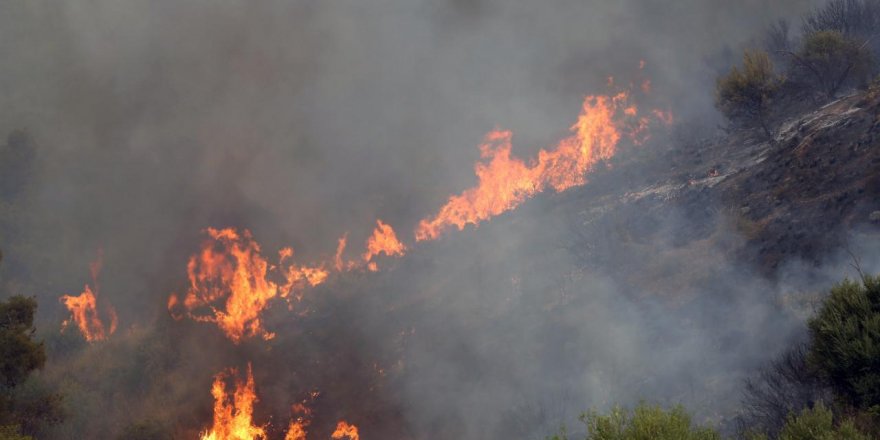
0, 296, 45, 392
787, 31, 874, 100
548, 403, 720, 440
716, 50, 785, 139
0, 425, 32, 440
738, 343, 831, 437
801, 0, 880, 55
807, 275, 880, 409
777, 403, 866, 440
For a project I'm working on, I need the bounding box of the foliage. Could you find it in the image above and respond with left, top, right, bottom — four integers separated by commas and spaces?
789, 30, 874, 99
0, 296, 45, 391
548, 403, 720, 440
738, 343, 830, 437
777, 403, 867, 440
716, 50, 785, 138
807, 275, 880, 409
0, 425, 32, 440
801, 0, 880, 55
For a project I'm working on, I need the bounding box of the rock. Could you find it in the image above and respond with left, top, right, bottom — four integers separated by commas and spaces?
870, 211, 880, 222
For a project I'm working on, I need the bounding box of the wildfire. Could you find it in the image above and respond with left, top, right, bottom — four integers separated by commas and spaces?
60, 253, 117, 342
362, 220, 406, 271
168, 228, 328, 343
415, 93, 630, 241
331, 421, 360, 440
200, 364, 267, 440
202, 365, 359, 440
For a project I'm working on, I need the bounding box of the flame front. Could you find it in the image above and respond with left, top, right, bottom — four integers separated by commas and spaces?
59, 253, 117, 342
200, 364, 266, 440
331, 421, 360, 440
171, 80, 670, 345
415, 93, 627, 241
168, 228, 328, 343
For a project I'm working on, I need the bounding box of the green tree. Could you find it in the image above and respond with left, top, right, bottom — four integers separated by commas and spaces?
807, 275, 880, 409
0, 424, 32, 440
716, 50, 785, 139
788, 30, 874, 100
0, 296, 45, 392
549, 403, 719, 440
777, 403, 866, 440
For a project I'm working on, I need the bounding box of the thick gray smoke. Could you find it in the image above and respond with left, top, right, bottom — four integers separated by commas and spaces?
6, 0, 872, 439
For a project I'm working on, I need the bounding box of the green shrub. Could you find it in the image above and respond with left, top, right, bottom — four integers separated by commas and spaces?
549, 402, 719, 440
716, 50, 785, 138
789, 30, 874, 99
808, 275, 880, 409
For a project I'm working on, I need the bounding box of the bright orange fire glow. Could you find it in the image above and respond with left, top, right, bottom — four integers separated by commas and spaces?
171, 80, 671, 344
168, 228, 328, 343
200, 364, 266, 440
59, 254, 117, 342
415, 93, 629, 241
283, 422, 307, 440
362, 220, 406, 270
331, 421, 360, 440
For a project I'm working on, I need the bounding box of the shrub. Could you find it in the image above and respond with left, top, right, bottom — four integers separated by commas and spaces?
716, 50, 785, 138
788, 30, 874, 99
807, 275, 880, 409
802, 0, 880, 55
549, 403, 719, 440
738, 343, 831, 437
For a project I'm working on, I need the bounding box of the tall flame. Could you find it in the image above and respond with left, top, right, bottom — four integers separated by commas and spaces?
415, 93, 627, 241
362, 220, 406, 271
200, 364, 267, 440
59, 253, 117, 342
331, 421, 360, 440
168, 228, 328, 343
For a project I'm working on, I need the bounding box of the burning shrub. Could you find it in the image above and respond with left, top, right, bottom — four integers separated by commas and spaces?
716, 50, 785, 139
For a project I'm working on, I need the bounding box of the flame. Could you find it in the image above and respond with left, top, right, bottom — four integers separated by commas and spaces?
59, 253, 117, 342
362, 220, 406, 269
284, 422, 307, 440
172, 80, 666, 342
415, 93, 628, 241
169, 228, 327, 343
200, 364, 267, 440
331, 421, 360, 440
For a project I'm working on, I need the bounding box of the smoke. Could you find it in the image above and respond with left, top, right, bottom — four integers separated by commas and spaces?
5, 0, 873, 439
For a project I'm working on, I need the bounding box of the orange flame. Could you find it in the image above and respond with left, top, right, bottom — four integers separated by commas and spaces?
331, 421, 360, 440
59, 253, 117, 342
168, 228, 327, 343
415, 93, 628, 241
362, 220, 406, 271
200, 364, 267, 440
284, 422, 307, 440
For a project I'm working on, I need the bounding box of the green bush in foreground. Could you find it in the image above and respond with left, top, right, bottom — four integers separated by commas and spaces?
747, 403, 868, 440
808, 275, 880, 409
548, 403, 719, 440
